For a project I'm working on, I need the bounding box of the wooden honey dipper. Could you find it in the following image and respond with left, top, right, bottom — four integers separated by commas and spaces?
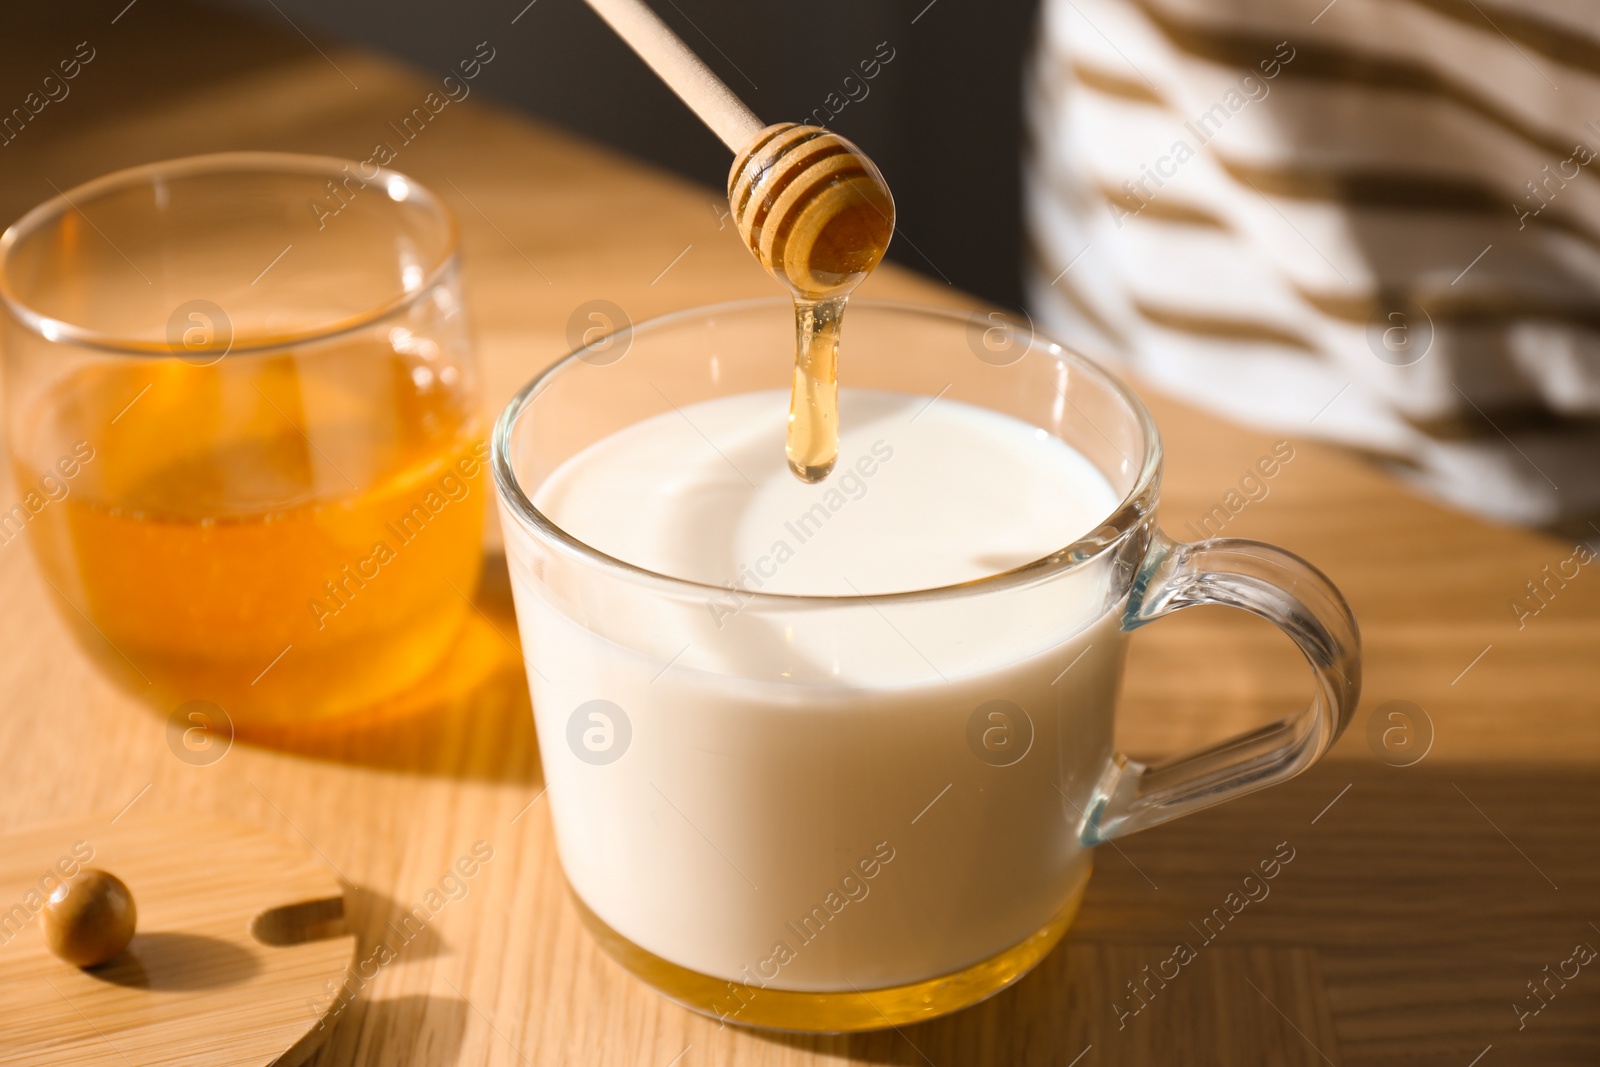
728, 123, 895, 300
584, 0, 895, 481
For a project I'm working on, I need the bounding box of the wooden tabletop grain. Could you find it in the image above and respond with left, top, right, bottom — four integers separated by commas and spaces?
2, 5, 1598, 1066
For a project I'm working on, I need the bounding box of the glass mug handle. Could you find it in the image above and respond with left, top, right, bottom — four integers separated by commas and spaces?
1080, 531, 1361, 845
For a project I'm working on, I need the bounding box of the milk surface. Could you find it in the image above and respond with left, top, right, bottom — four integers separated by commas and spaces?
511, 388, 1130, 993
537, 389, 1117, 599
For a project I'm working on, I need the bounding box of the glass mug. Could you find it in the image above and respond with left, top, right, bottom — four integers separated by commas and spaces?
0, 153, 485, 733
493, 299, 1359, 1031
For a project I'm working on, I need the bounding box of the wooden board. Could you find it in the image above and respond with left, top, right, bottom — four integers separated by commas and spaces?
1, 3, 1598, 1065
0, 813, 355, 1066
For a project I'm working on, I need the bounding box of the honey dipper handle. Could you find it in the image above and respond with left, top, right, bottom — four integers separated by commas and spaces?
582, 0, 765, 152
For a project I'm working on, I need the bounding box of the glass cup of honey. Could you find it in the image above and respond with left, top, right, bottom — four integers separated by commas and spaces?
0, 153, 486, 734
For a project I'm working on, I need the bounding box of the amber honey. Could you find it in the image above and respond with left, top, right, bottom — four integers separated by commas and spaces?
574, 865, 1091, 1032
726, 124, 894, 483
16, 341, 485, 731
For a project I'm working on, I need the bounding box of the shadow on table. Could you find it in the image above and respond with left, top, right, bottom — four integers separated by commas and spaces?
747, 757, 1600, 1066
246, 550, 542, 785
308, 994, 471, 1067
342, 882, 449, 966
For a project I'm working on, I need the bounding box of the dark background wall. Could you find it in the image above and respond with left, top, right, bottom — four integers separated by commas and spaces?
210, 0, 1042, 309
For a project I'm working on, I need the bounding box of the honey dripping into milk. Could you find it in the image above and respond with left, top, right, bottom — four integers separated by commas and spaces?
728, 124, 894, 482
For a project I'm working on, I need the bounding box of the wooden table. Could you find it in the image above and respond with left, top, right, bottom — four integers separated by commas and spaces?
3, 5, 1598, 1065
